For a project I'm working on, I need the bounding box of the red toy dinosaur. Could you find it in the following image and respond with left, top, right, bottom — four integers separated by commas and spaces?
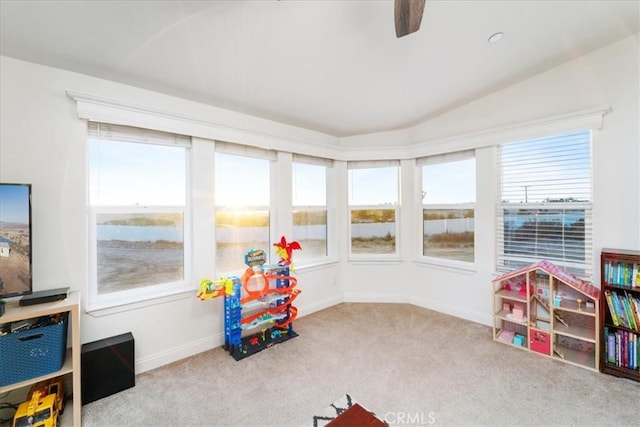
273, 235, 302, 266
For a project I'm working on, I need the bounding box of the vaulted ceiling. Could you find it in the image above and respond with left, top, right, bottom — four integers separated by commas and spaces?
1, 0, 638, 137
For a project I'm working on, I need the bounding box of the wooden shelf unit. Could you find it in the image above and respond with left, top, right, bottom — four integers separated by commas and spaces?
599, 248, 640, 382
493, 261, 600, 372
0, 292, 81, 426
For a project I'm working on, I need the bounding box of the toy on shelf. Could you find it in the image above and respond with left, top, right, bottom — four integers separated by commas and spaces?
12, 376, 65, 427
198, 236, 301, 360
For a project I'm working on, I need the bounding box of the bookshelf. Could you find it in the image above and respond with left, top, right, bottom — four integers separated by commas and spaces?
600, 248, 640, 381
492, 260, 600, 372
0, 292, 81, 426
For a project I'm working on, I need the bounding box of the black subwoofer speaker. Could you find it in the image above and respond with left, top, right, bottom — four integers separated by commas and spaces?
81, 332, 135, 405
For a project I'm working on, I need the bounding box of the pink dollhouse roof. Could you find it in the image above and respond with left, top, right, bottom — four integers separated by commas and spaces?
493, 260, 600, 300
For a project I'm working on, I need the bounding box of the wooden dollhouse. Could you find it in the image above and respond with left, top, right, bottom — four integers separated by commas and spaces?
492, 260, 600, 372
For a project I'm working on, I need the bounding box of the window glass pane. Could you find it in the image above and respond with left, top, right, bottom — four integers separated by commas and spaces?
216, 153, 270, 273
422, 159, 475, 204
500, 131, 591, 203
293, 162, 327, 262
293, 162, 326, 206
89, 139, 186, 206
215, 152, 269, 206
215, 208, 270, 273
293, 209, 327, 261
351, 209, 396, 254
422, 157, 475, 262
423, 209, 474, 262
96, 212, 184, 294
501, 208, 586, 271
349, 165, 398, 256
349, 166, 398, 205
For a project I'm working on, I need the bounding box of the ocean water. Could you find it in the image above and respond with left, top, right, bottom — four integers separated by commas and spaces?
97, 224, 182, 242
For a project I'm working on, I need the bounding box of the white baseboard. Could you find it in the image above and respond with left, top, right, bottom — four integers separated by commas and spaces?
410, 295, 493, 326
343, 292, 409, 304
136, 332, 223, 374
297, 295, 343, 318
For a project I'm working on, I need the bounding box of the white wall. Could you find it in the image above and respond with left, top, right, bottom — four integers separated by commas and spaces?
1, 33, 638, 372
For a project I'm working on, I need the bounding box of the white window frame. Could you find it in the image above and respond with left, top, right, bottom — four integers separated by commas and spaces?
214, 142, 275, 275
292, 154, 332, 266
347, 160, 400, 259
87, 122, 192, 312
418, 150, 476, 267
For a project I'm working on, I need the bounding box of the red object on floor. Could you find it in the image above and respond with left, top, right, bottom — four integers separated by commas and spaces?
327, 403, 386, 427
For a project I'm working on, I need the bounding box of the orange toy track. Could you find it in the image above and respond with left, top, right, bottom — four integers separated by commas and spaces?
239, 268, 298, 304
239, 289, 300, 326
239, 268, 299, 327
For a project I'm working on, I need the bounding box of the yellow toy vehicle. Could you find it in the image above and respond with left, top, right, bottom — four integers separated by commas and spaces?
12, 377, 64, 427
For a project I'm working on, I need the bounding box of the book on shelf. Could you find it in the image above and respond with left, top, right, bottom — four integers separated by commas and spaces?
605, 329, 639, 371
606, 328, 616, 363
605, 290, 619, 327
605, 260, 639, 288
614, 292, 629, 328
604, 290, 640, 331
623, 291, 638, 330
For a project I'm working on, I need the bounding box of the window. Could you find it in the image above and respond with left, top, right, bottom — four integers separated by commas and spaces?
497, 130, 592, 277
215, 144, 273, 274
292, 155, 330, 264
420, 152, 475, 263
348, 161, 399, 256
88, 123, 190, 310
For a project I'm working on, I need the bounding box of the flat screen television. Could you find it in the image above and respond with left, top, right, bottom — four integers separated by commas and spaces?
0, 183, 33, 299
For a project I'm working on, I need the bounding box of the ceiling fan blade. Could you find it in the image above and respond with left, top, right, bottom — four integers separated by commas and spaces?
394, 0, 426, 38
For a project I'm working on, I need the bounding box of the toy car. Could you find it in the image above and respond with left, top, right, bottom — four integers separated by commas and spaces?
12, 377, 65, 427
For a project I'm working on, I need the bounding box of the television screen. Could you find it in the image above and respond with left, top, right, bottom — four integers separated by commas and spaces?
0, 183, 33, 299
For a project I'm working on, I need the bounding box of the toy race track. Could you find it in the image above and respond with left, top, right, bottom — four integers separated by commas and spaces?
197, 239, 302, 361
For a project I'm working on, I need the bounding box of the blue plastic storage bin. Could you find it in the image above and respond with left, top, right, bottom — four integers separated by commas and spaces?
0, 313, 68, 386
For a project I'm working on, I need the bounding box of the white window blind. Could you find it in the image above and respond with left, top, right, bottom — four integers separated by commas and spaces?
348, 159, 400, 169
497, 130, 593, 278
215, 140, 277, 161
293, 153, 334, 168
88, 122, 191, 148
417, 149, 475, 167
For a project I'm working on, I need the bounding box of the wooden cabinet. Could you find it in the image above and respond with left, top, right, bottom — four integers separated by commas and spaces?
599, 248, 640, 381
0, 292, 81, 426
493, 261, 600, 372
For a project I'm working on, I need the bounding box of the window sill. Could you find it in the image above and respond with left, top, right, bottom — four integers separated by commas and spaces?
412, 258, 477, 275
294, 258, 339, 272
348, 257, 404, 266
86, 286, 194, 317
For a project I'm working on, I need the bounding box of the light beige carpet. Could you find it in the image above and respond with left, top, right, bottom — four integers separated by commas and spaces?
81, 303, 639, 426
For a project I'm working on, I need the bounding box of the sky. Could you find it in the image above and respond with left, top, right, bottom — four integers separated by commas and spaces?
0, 183, 30, 224
422, 158, 475, 204
89, 139, 186, 206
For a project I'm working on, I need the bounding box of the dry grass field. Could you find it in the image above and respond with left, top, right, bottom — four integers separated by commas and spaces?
0, 225, 31, 294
